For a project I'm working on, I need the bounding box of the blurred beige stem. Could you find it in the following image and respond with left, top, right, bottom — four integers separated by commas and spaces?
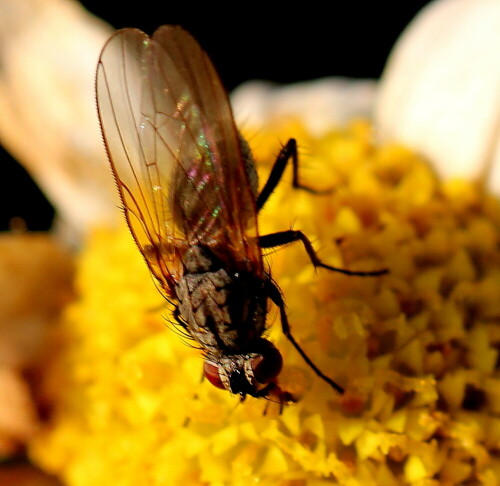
0, 367, 39, 454
0, 232, 74, 456
0, 0, 117, 242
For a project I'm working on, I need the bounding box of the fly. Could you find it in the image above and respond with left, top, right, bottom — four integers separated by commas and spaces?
96, 26, 387, 405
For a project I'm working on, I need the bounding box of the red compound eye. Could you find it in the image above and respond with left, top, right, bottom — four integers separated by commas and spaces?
203, 361, 226, 390
251, 340, 283, 384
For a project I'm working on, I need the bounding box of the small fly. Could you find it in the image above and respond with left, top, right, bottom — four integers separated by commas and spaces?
96, 26, 387, 405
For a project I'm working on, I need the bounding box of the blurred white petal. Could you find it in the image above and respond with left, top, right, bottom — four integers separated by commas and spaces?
232, 78, 377, 136
375, 0, 500, 192
0, 0, 116, 241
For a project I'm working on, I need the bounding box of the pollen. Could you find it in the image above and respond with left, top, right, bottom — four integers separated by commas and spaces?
29, 120, 500, 486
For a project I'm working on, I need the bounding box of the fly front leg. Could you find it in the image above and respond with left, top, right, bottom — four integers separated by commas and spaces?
265, 279, 344, 394
260, 230, 388, 276
256, 138, 330, 212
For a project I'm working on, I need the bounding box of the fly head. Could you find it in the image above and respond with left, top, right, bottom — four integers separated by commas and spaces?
203, 338, 284, 398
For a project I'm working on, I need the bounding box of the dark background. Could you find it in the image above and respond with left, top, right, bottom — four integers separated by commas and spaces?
1, 1, 434, 231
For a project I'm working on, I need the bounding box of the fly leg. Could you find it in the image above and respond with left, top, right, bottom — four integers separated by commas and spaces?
265, 279, 345, 394
256, 138, 329, 212
259, 230, 388, 276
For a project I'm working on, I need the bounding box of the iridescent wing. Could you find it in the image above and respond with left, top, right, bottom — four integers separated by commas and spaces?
96, 26, 263, 296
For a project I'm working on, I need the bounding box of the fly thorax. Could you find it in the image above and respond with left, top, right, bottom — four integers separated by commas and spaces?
239, 133, 258, 197
182, 245, 216, 273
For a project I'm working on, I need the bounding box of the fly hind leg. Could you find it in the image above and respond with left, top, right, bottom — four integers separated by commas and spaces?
265, 279, 345, 394
259, 230, 388, 277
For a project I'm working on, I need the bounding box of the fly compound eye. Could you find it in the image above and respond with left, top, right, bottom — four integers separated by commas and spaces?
203, 360, 227, 390
251, 339, 283, 385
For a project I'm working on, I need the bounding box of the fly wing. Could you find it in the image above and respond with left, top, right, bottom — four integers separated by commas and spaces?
96, 27, 263, 296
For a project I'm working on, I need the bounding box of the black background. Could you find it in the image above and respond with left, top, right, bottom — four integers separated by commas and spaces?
1, 1, 434, 231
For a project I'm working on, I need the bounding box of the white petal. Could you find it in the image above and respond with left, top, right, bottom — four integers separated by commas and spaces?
375, 0, 500, 191
0, 0, 116, 240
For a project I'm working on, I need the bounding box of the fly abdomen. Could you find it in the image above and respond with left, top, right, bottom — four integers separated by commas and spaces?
176, 269, 236, 349
175, 246, 267, 353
